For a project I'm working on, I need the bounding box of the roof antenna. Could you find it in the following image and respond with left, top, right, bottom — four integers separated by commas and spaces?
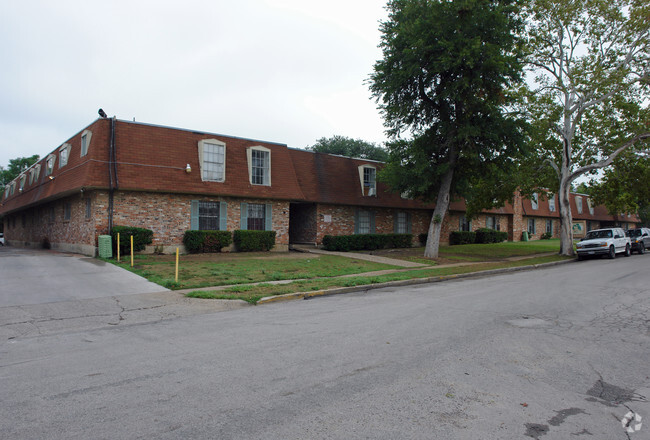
98, 108, 108, 118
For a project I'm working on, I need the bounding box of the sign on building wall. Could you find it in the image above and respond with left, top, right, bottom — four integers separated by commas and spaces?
323, 215, 332, 223
572, 221, 586, 238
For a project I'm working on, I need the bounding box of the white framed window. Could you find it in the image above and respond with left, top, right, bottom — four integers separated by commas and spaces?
247, 146, 271, 186
29, 165, 41, 185
575, 196, 583, 214
528, 218, 536, 234
531, 193, 539, 210
358, 165, 377, 196
9, 182, 15, 196
546, 219, 553, 234
198, 139, 226, 182
459, 215, 471, 232
239, 202, 272, 231
3, 187, 9, 199
81, 130, 92, 157
548, 194, 555, 212
19, 175, 26, 192
199, 201, 220, 230
59, 143, 71, 168
45, 154, 56, 176
587, 198, 594, 215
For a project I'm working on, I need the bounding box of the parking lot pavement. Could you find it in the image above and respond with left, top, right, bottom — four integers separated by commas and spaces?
0, 246, 168, 307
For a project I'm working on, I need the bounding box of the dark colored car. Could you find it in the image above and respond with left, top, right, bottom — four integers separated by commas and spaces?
626, 228, 650, 254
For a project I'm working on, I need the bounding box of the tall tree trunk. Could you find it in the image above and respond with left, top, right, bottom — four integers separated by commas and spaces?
558, 178, 574, 256
424, 146, 458, 258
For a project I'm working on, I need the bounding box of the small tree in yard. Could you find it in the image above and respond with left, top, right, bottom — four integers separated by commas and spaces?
370, 0, 528, 258
523, 0, 649, 255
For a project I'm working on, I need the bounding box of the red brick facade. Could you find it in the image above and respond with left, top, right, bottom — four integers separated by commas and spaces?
1, 118, 639, 256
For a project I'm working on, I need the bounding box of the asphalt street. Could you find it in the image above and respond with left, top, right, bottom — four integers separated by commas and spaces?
1, 253, 649, 439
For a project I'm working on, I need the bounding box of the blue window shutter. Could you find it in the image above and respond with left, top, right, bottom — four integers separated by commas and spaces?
265, 204, 272, 231
219, 202, 227, 231
240, 203, 248, 230
354, 209, 359, 234
190, 200, 199, 230
407, 212, 412, 234
370, 211, 376, 233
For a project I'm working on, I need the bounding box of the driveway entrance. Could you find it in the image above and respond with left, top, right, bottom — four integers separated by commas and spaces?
0, 247, 166, 307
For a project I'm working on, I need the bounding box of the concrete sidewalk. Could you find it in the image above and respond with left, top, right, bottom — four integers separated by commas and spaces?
291, 245, 430, 268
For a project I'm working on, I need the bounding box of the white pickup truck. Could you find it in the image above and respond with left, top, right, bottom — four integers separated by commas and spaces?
575, 227, 631, 260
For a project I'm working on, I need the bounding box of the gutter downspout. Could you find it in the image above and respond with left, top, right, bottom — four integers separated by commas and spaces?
108, 117, 117, 232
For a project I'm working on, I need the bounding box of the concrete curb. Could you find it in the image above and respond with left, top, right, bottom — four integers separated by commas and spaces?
257, 259, 573, 305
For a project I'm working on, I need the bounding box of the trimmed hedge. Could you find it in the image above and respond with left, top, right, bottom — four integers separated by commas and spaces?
111, 226, 153, 255
475, 228, 508, 244
322, 233, 413, 252
541, 232, 552, 240
183, 230, 233, 253
233, 230, 276, 252
449, 231, 476, 245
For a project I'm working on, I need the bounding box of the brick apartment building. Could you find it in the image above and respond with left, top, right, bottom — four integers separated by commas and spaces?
0, 117, 639, 256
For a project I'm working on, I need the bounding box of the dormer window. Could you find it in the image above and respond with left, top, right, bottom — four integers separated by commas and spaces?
19, 174, 26, 192
531, 193, 538, 210
29, 164, 41, 184
80, 130, 92, 157
59, 143, 71, 168
198, 139, 226, 182
359, 165, 376, 196
45, 154, 56, 176
587, 198, 594, 215
548, 194, 555, 212
247, 146, 271, 186
576, 196, 583, 214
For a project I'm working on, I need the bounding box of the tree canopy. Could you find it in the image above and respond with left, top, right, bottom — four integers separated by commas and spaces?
523, 0, 649, 255
370, 0, 527, 257
0, 155, 40, 193
306, 135, 389, 162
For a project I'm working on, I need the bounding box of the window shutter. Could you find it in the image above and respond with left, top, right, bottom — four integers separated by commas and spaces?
265, 204, 272, 231
393, 213, 398, 233
370, 211, 376, 234
354, 209, 359, 234
240, 203, 248, 230
190, 200, 199, 230
219, 202, 228, 231
406, 212, 412, 234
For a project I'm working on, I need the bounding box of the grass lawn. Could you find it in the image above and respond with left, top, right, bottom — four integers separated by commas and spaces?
110, 252, 398, 290
187, 254, 570, 304
106, 239, 567, 303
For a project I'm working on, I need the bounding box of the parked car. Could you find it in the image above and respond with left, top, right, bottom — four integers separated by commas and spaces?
0, 232, 4, 246
626, 228, 650, 254
575, 227, 631, 260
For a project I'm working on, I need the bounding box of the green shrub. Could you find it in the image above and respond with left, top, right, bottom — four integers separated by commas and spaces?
475, 228, 508, 244
541, 232, 552, 240
233, 230, 276, 252
322, 234, 413, 252
183, 230, 233, 253
449, 231, 476, 245
111, 226, 154, 255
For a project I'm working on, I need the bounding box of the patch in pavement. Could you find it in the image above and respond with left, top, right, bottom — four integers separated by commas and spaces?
506, 316, 552, 328
586, 379, 636, 406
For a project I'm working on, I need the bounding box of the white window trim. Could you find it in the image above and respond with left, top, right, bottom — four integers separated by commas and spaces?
548, 194, 555, 212
358, 165, 377, 196
45, 154, 56, 176
81, 130, 92, 157
29, 164, 41, 185
19, 174, 26, 191
198, 139, 227, 182
246, 146, 271, 186
531, 193, 539, 210
576, 196, 583, 214
587, 198, 594, 215
59, 143, 71, 168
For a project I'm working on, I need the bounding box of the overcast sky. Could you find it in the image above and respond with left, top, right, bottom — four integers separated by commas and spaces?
0, 0, 390, 168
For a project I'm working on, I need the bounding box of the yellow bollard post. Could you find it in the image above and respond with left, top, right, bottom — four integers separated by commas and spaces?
117, 232, 120, 262
130, 235, 134, 267
175, 247, 179, 283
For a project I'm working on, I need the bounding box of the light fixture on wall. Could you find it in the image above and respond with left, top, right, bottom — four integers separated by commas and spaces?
185, 164, 192, 173
48, 176, 55, 180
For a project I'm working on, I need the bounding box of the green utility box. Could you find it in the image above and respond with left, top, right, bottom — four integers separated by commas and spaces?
98, 235, 113, 258
522, 231, 529, 242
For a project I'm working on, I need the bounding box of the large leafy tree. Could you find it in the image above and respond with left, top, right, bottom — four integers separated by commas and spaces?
370, 0, 527, 258
0, 155, 40, 193
306, 135, 389, 162
523, 0, 649, 256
